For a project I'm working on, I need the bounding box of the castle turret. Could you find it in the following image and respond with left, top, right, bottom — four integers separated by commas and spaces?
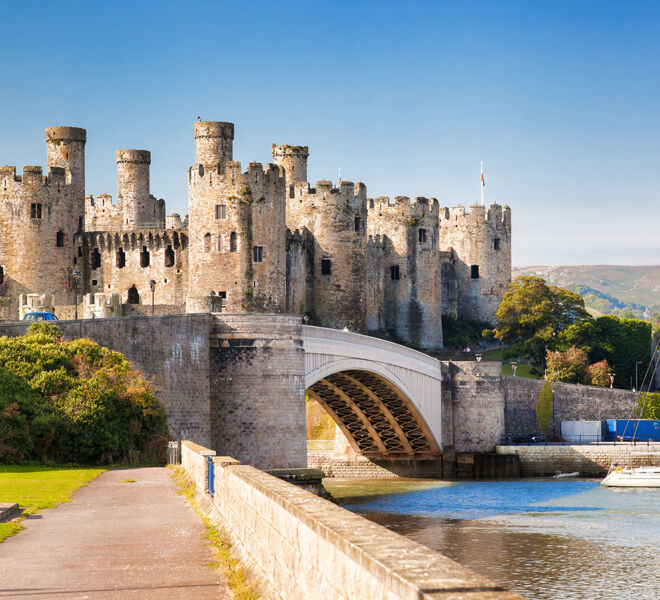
194, 121, 234, 169
115, 150, 165, 229
45, 126, 86, 206
272, 144, 309, 190
367, 196, 443, 350
187, 120, 286, 313
438, 203, 511, 323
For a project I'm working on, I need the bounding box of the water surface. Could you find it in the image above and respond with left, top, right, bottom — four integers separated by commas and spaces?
328, 479, 660, 600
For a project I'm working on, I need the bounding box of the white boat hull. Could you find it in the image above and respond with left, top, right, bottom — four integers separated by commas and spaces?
601, 467, 660, 487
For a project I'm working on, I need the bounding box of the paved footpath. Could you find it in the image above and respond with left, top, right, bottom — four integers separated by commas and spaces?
0, 468, 230, 599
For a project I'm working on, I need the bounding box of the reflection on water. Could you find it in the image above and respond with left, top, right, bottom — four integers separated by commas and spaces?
330, 479, 660, 600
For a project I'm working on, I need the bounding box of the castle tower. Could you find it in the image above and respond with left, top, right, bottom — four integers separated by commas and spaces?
195, 121, 234, 169
0, 127, 87, 318
45, 126, 86, 208
285, 179, 368, 332
367, 196, 443, 350
115, 149, 164, 229
272, 144, 309, 189
438, 203, 511, 323
186, 121, 287, 313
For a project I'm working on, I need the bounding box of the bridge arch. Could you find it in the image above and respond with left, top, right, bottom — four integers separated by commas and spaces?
303, 326, 443, 459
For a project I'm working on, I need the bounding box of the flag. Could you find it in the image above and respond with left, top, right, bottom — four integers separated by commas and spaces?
481, 171, 485, 186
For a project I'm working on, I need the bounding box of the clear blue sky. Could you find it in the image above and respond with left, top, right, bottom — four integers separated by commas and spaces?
1, 0, 658, 266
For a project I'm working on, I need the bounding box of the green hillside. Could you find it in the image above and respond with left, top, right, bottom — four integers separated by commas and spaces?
512, 265, 660, 320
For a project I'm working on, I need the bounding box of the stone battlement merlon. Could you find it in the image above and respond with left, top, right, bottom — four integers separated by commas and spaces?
79, 228, 189, 252
368, 195, 439, 221
0, 165, 68, 188
188, 159, 285, 198
440, 202, 510, 226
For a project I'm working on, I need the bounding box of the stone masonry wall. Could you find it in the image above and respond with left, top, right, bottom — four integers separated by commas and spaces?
181, 442, 522, 600
209, 314, 307, 469
497, 443, 660, 476
502, 376, 638, 439
0, 314, 213, 446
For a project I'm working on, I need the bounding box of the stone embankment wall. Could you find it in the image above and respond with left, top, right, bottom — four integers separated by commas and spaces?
180, 441, 522, 600
502, 376, 638, 438
496, 443, 660, 476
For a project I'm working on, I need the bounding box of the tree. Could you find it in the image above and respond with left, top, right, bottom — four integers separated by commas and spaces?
536, 381, 553, 435
585, 359, 611, 387
638, 392, 660, 419
545, 347, 588, 384
495, 276, 590, 364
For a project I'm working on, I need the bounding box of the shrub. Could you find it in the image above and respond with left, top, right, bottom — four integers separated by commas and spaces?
0, 323, 167, 464
536, 381, 553, 435
585, 359, 611, 387
545, 347, 588, 384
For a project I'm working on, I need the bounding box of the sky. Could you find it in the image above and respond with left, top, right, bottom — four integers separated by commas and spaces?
0, 0, 658, 266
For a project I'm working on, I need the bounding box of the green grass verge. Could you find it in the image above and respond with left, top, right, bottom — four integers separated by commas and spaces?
0, 465, 105, 543
169, 466, 259, 600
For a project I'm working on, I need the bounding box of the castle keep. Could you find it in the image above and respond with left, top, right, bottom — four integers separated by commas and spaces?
0, 120, 511, 348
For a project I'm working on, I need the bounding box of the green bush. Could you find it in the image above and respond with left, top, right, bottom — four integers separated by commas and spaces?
0, 323, 167, 464
536, 381, 553, 435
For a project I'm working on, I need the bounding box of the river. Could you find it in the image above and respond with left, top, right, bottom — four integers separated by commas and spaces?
326, 478, 660, 600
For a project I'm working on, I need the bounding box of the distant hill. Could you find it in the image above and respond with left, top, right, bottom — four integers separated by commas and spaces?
512, 265, 660, 320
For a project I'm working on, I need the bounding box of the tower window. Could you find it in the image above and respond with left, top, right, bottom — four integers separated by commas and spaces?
219, 291, 227, 310
116, 247, 126, 268
230, 232, 237, 252
471, 265, 480, 279
494, 238, 501, 250
30, 203, 42, 219
56, 231, 65, 247
321, 258, 332, 275
390, 265, 400, 280
203, 233, 211, 253
77, 247, 83, 257
91, 248, 101, 269
354, 217, 361, 232
140, 246, 150, 268
164, 244, 175, 267
418, 228, 427, 243
369, 199, 375, 209
253, 246, 263, 263
0, 266, 4, 285
215, 205, 226, 219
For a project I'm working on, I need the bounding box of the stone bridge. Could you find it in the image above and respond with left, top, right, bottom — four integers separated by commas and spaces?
302, 326, 443, 459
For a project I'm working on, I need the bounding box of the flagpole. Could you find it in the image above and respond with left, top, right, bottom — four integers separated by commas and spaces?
480, 161, 484, 205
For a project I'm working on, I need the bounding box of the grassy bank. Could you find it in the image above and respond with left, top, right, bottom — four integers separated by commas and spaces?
0, 465, 105, 542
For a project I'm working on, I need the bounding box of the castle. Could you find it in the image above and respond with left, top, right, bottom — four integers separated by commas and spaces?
0, 121, 511, 349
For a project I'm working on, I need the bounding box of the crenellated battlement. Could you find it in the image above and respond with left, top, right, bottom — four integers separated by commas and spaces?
368, 195, 439, 224
1, 165, 70, 190
79, 227, 188, 252
440, 203, 510, 227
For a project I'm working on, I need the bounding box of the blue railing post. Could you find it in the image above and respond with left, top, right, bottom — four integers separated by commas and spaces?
207, 455, 215, 496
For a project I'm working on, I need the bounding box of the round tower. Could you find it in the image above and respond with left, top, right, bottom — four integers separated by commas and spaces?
45, 126, 86, 211
300, 180, 368, 332
272, 144, 309, 189
116, 150, 150, 229
367, 196, 443, 350
194, 121, 234, 169
187, 120, 286, 314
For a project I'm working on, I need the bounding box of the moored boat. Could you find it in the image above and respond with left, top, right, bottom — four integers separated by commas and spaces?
601, 466, 660, 487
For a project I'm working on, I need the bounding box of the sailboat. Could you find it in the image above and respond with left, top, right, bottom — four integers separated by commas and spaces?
601, 465, 660, 487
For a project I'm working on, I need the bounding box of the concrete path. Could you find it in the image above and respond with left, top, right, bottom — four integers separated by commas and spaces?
0, 468, 230, 599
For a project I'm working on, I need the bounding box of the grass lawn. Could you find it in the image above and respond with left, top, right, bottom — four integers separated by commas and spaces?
0, 465, 105, 542
501, 363, 539, 378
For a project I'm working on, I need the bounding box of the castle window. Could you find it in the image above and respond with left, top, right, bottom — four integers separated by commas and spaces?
219, 291, 227, 310
127, 285, 140, 304
217, 236, 224, 253
116, 248, 126, 269
390, 265, 400, 280
140, 246, 150, 268
215, 205, 226, 219
471, 265, 480, 279
230, 232, 237, 253
78, 216, 83, 231
91, 248, 101, 270
0, 266, 3, 285
321, 258, 332, 275
164, 244, 175, 267
203, 233, 212, 253
30, 203, 42, 219
92, 280, 97, 286
56, 231, 65, 247
253, 246, 263, 263
78, 247, 83, 257
418, 228, 427, 243
494, 238, 501, 251
354, 217, 361, 232
369, 199, 374, 209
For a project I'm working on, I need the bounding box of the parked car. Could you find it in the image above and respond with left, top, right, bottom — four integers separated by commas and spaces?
23, 312, 58, 321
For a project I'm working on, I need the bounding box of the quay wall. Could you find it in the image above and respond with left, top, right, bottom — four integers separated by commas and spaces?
496, 443, 660, 476
180, 441, 522, 600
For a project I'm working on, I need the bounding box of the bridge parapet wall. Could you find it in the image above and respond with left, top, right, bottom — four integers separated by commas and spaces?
180, 441, 522, 600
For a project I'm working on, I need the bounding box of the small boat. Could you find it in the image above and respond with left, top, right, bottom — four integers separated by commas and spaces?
601, 466, 660, 487
553, 471, 579, 478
